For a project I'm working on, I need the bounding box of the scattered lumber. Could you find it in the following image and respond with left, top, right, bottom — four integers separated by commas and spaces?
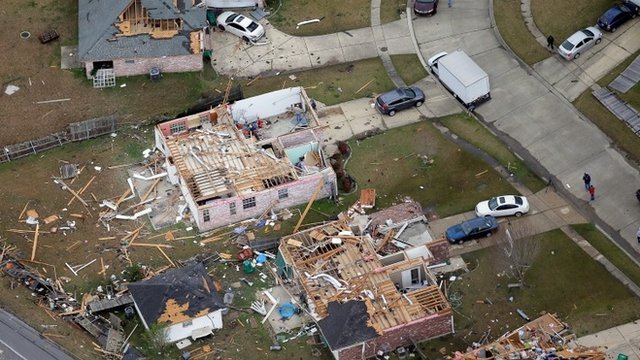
129, 243, 173, 249
30, 224, 40, 261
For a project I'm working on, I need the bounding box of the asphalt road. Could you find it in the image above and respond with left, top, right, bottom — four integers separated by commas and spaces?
0, 308, 74, 360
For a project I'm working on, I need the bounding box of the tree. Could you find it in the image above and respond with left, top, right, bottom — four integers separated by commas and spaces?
493, 223, 540, 285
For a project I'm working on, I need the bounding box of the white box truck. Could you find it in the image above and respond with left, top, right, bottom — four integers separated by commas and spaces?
427, 50, 490, 110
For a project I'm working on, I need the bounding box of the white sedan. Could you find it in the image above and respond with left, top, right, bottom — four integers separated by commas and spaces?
475, 195, 530, 217
216, 11, 265, 42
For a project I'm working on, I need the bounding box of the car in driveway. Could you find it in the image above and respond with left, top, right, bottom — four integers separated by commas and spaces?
475, 195, 530, 218
216, 11, 265, 42
414, 0, 438, 16
598, 3, 637, 32
445, 216, 499, 244
374, 86, 425, 116
557, 26, 603, 60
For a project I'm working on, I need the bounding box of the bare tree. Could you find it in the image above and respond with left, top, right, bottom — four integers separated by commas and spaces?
494, 223, 540, 285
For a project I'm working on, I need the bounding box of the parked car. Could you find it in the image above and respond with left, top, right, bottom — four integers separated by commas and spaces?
557, 27, 603, 60
626, 0, 640, 12
374, 86, 425, 116
598, 3, 637, 32
475, 195, 530, 218
414, 0, 438, 16
216, 11, 265, 42
445, 216, 499, 244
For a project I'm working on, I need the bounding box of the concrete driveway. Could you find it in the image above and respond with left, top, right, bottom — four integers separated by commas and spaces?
412, 0, 640, 254
207, 19, 412, 77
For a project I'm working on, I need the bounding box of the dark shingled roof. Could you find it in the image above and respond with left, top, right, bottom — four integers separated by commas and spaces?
317, 301, 378, 350
128, 263, 223, 326
78, 0, 206, 61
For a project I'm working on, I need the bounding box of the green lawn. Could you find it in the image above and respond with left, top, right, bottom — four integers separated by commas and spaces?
345, 121, 516, 217
243, 58, 395, 106
440, 114, 547, 192
573, 51, 640, 165
493, 0, 549, 65
266, 0, 370, 36
390, 54, 429, 85
531, 0, 613, 45
572, 223, 640, 287
380, 0, 407, 24
423, 228, 640, 357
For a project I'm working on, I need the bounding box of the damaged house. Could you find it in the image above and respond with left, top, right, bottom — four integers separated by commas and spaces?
127, 263, 225, 343
154, 87, 337, 231
78, 0, 206, 78
456, 314, 604, 360
277, 219, 453, 360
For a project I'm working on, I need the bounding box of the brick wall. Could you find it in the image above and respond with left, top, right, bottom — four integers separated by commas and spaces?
427, 238, 450, 264
337, 311, 453, 360
196, 169, 337, 231
84, 53, 203, 78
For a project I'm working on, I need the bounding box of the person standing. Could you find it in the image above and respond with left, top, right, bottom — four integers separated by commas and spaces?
636, 226, 640, 244
588, 184, 596, 201
582, 172, 591, 191
448, 0, 452, 7
546, 35, 555, 50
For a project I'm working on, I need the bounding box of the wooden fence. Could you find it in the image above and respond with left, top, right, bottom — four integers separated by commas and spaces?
0, 116, 118, 163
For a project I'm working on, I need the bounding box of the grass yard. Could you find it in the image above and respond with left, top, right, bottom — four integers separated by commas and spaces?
419, 228, 640, 358
345, 121, 516, 217
266, 0, 370, 36
380, 0, 407, 24
572, 224, 640, 287
531, 0, 613, 45
440, 114, 547, 193
390, 54, 429, 85
244, 58, 395, 106
572, 50, 640, 165
493, 0, 549, 65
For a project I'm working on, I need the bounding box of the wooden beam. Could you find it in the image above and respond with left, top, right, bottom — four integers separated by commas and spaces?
56, 179, 88, 207
157, 246, 176, 267
129, 243, 173, 249
140, 178, 161, 202
30, 223, 40, 261
67, 175, 96, 206
65, 240, 81, 252
293, 178, 325, 233
18, 201, 30, 220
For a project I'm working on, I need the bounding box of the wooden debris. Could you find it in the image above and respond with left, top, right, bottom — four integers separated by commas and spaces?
287, 238, 303, 247
246, 74, 262, 86
202, 276, 211, 293
55, 178, 88, 207
475, 170, 488, 177
43, 214, 59, 224
293, 178, 325, 233
99, 257, 106, 278
355, 79, 375, 94
18, 201, 31, 220
157, 246, 176, 267
359, 188, 376, 208
6, 229, 50, 234
65, 240, 81, 252
129, 243, 173, 249
26, 209, 39, 219
164, 231, 175, 241
140, 178, 161, 202
67, 175, 96, 206
114, 189, 132, 208
69, 213, 84, 219
30, 223, 40, 261
98, 236, 116, 241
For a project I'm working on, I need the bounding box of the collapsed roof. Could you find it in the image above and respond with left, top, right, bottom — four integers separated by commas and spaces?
128, 263, 223, 329
279, 219, 451, 349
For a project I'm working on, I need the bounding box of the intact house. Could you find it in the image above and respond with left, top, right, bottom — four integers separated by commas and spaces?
127, 263, 225, 343
276, 219, 453, 360
78, 0, 206, 78
154, 87, 337, 231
